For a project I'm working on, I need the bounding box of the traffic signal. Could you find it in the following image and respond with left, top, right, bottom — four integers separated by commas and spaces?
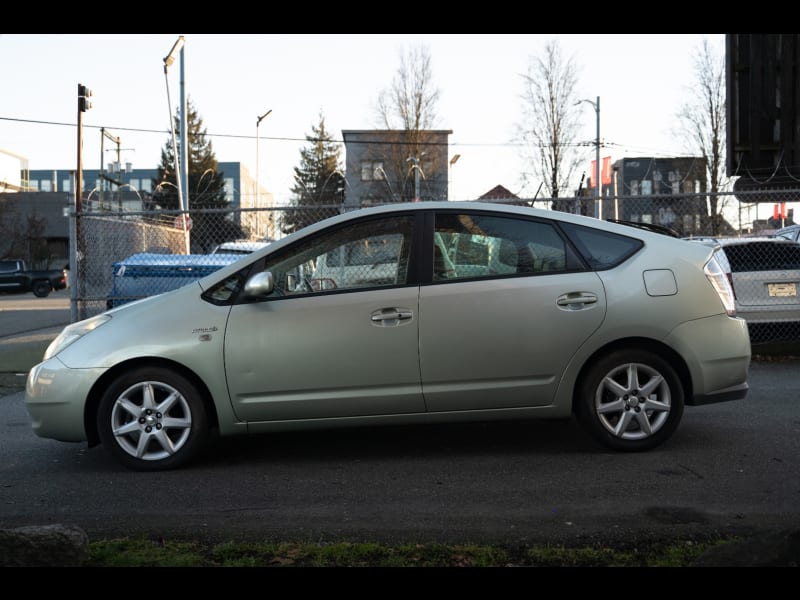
78, 84, 93, 112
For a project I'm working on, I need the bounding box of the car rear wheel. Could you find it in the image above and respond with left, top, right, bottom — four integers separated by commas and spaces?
97, 367, 209, 471
32, 281, 51, 297
576, 349, 684, 451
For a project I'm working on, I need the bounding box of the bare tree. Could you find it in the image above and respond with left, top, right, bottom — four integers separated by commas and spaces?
375, 44, 442, 200
677, 37, 728, 235
0, 198, 48, 265
516, 39, 582, 202
377, 44, 440, 131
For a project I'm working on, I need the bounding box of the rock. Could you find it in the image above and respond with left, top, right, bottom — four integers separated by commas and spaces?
0, 524, 89, 567
693, 529, 800, 567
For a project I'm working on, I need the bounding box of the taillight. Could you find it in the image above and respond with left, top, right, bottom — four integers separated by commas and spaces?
704, 252, 736, 316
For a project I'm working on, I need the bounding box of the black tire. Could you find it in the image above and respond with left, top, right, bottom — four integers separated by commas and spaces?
32, 281, 51, 298
576, 349, 684, 452
96, 366, 209, 471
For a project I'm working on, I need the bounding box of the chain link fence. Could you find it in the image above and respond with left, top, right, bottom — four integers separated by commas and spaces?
72, 189, 800, 346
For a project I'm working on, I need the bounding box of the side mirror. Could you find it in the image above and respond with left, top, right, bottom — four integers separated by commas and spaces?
243, 271, 274, 297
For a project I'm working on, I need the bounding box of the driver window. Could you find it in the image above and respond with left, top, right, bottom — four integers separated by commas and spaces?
259, 215, 414, 297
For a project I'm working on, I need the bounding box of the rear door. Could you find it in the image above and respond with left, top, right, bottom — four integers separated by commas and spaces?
418, 210, 607, 412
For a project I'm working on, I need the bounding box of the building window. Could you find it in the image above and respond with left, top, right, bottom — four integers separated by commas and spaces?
29, 180, 39, 191
128, 178, 139, 191
641, 180, 652, 195
225, 177, 235, 202
40, 180, 52, 192
361, 161, 384, 181
672, 181, 679, 194
140, 179, 152, 193
629, 180, 638, 195
62, 179, 72, 193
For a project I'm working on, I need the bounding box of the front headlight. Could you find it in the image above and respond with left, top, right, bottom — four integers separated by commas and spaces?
44, 314, 111, 360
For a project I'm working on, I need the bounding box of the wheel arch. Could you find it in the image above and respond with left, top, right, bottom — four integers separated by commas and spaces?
32, 279, 52, 296
570, 337, 693, 415
84, 357, 219, 447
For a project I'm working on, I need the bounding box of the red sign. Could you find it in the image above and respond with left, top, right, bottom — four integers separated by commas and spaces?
174, 215, 193, 231
602, 156, 612, 185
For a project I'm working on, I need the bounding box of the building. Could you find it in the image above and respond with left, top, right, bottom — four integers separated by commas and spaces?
0, 192, 69, 268
609, 156, 710, 235
341, 129, 453, 208
0, 149, 30, 192
25, 161, 273, 239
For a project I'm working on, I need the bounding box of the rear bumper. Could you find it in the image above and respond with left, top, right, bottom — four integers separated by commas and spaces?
664, 314, 751, 406
688, 381, 748, 406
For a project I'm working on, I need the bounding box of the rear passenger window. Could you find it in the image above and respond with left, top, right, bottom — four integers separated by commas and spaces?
433, 213, 573, 281
560, 223, 643, 270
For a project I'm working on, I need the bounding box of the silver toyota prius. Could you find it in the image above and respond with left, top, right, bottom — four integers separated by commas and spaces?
25, 201, 751, 470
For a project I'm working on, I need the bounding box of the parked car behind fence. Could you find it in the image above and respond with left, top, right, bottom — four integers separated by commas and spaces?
687, 236, 800, 344
773, 223, 800, 243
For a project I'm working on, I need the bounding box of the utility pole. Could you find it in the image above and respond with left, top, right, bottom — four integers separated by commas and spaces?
576, 96, 601, 218
100, 127, 121, 211
74, 83, 92, 322
594, 96, 601, 219
256, 109, 272, 237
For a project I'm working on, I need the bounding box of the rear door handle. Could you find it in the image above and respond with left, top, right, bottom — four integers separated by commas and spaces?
557, 292, 598, 309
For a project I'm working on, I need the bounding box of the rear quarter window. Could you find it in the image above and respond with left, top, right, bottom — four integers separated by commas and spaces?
560, 223, 643, 270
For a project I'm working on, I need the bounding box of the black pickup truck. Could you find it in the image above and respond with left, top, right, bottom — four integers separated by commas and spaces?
0, 259, 68, 298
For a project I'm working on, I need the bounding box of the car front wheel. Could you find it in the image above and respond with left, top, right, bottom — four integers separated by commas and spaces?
576, 349, 684, 452
97, 367, 209, 471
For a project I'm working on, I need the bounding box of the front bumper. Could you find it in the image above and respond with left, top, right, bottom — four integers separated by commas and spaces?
25, 358, 107, 442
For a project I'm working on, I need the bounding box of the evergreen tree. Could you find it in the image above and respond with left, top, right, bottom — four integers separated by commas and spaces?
282, 112, 345, 234
152, 97, 245, 251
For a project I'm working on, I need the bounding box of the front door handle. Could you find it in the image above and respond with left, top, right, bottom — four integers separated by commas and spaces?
371, 307, 413, 323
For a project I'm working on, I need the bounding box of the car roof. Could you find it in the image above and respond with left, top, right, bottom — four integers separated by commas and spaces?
715, 236, 797, 245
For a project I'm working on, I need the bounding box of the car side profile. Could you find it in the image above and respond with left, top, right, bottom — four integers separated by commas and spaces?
25, 201, 751, 471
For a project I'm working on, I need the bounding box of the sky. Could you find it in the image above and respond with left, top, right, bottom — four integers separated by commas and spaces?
1, 33, 724, 206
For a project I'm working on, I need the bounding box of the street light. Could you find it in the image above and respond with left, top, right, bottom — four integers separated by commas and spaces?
256, 109, 272, 236
373, 166, 397, 202
576, 96, 601, 219
163, 35, 189, 253
449, 154, 461, 200
407, 153, 426, 202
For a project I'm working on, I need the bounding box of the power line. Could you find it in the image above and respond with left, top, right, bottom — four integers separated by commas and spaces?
1, 114, 685, 153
